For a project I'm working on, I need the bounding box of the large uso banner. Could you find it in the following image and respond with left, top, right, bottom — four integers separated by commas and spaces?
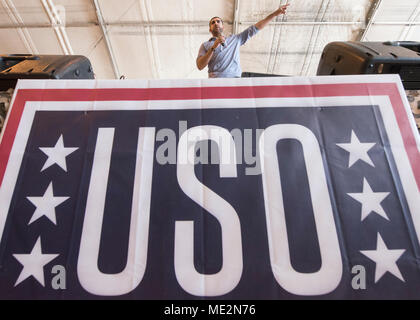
0, 75, 419, 299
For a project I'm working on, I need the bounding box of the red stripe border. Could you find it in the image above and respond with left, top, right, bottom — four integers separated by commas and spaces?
0, 83, 419, 190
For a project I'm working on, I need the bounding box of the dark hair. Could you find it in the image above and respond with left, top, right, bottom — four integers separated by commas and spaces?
209, 17, 223, 27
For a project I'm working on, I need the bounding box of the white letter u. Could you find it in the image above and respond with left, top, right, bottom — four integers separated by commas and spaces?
77, 127, 155, 296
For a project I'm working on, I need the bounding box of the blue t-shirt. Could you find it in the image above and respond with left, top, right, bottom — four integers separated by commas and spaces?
197, 25, 259, 78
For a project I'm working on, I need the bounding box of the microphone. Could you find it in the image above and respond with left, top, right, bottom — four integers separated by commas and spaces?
216, 33, 225, 47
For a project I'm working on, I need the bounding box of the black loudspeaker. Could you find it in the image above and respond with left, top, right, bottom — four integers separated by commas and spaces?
0, 54, 95, 90
242, 72, 288, 77
317, 41, 420, 90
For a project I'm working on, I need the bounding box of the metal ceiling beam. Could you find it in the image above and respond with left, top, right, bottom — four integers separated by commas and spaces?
1, 0, 38, 53
8, 19, 420, 30
242, 21, 364, 26
267, 0, 288, 74
358, 0, 383, 41
105, 20, 233, 27
399, 0, 420, 40
374, 21, 420, 25
92, 0, 120, 79
233, 0, 240, 34
138, 0, 161, 79
299, 0, 330, 76
41, 0, 73, 55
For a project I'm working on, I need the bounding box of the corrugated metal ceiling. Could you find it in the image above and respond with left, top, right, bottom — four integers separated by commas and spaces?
0, 0, 419, 79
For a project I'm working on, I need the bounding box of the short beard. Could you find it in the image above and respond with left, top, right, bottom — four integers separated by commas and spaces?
212, 29, 223, 37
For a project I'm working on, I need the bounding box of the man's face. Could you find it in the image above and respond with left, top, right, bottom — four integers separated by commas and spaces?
209, 17, 224, 36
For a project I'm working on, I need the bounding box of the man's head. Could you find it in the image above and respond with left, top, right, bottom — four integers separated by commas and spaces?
209, 16, 224, 36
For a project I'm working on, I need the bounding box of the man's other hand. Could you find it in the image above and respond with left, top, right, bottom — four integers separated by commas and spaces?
277, 3, 290, 15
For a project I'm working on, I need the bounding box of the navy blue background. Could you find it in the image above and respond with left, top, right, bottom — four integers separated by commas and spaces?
0, 105, 419, 299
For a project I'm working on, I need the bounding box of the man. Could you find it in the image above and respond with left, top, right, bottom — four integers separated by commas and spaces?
196, 3, 290, 78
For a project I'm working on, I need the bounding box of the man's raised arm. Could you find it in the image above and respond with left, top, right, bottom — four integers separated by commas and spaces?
255, 3, 290, 30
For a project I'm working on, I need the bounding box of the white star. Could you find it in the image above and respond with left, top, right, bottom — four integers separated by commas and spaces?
13, 237, 59, 287
336, 130, 376, 168
39, 135, 78, 172
26, 182, 69, 225
347, 178, 390, 221
360, 233, 406, 283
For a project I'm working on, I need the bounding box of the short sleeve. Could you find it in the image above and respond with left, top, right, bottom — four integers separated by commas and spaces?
197, 43, 207, 58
